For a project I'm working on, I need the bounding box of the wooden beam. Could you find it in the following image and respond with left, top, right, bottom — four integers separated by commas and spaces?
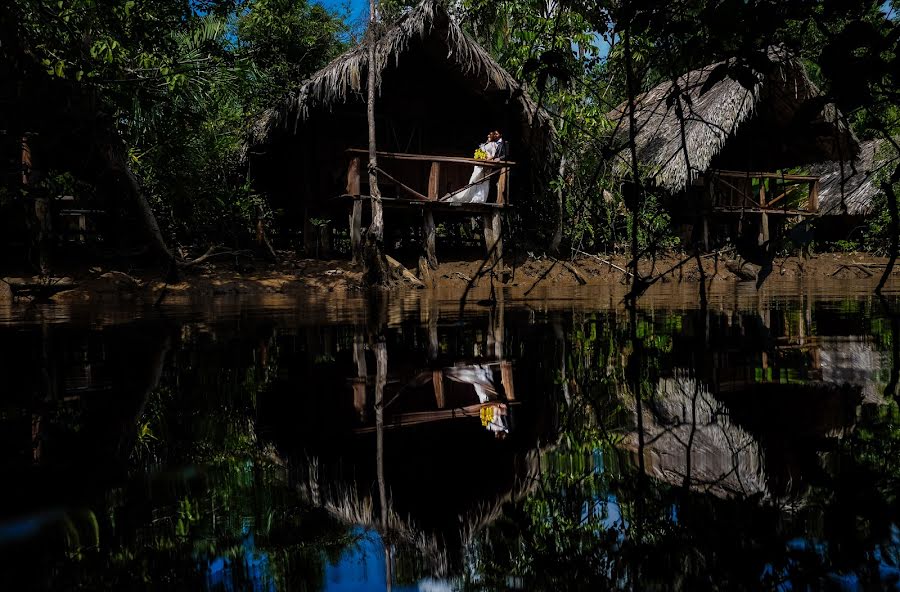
809, 179, 819, 213
337, 195, 509, 213
346, 148, 516, 168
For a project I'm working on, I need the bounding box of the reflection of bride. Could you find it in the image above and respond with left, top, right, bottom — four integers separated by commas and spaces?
442, 135, 497, 204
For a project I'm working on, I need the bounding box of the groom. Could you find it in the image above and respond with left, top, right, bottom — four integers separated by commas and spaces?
490, 130, 508, 161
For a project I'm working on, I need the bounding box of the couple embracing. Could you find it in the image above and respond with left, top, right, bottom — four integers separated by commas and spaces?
443, 129, 508, 204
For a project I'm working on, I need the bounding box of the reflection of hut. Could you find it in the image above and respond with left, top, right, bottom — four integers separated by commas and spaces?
809, 139, 896, 242
245, 0, 556, 263
607, 47, 857, 250
622, 374, 768, 499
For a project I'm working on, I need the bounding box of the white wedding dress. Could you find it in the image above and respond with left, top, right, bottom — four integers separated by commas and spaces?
444, 141, 497, 203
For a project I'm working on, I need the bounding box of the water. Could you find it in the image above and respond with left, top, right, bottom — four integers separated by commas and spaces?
2, 287, 900, 590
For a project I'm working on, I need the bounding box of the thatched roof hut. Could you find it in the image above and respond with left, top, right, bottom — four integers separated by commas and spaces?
607, 47, 858, 194
245, 0, 555, 228
809, 139, 897, 216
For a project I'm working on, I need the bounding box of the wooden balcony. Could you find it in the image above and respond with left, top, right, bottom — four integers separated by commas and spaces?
344, 148, 514, 206
707, 170, 820, 216
343, 149, 515, 268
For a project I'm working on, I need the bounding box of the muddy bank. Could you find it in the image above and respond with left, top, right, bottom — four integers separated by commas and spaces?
1, 252, 898, 308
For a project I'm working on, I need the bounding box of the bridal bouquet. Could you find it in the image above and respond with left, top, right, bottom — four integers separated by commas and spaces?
473, 148, 488, 160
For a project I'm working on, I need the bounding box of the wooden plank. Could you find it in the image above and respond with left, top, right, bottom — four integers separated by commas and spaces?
427, 162, 441, 200
336, 194, 509, 213
423, 210, 437, 269
346, 148, 516, 168
346, 157, 361, 195
809, 179, 819, 212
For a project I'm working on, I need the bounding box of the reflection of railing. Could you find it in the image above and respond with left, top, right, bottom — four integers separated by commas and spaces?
708, 170, 819, 216
345, 148, 514, 205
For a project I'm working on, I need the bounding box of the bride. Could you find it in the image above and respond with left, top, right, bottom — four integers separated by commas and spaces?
442, 132, 498, 203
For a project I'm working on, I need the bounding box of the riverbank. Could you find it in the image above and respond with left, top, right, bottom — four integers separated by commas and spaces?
1, 251, 898, 307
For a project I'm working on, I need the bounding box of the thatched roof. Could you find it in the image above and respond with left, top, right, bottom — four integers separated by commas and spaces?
810, 139, 897, 216
607, 47, 856, 193
245, 0, 554, 158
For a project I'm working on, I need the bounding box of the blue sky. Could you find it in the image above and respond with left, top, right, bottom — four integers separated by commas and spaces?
318, 0, 369, 30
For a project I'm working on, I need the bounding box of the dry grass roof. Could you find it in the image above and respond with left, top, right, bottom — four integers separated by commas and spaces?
607, 47, 857, 194
810, 139, 898, 216
245, 0, 553, 158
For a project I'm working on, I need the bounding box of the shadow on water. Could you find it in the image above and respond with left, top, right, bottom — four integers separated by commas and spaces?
1, 290, 900, 590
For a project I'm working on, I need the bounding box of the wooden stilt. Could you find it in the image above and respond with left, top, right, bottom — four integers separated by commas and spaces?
423, 210, 437, 269
482, 211, 503, 268
702, 213, 710, 252
347, 157, 363, 264
350, 201, 363, 264
759, 180, 769, 246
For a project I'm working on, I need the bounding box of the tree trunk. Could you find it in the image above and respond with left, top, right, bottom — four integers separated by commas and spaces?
363, 0, 394, 287
102, 137, 173, 262
550, 155, 567, 253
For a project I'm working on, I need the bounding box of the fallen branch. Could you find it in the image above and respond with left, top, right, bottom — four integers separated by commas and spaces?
573, 249, 633, 277
549, 257, 588, 285
177, 246, 253, 268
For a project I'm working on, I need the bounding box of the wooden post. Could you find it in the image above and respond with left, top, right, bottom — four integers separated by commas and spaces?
432, 369, 444, 408
423, 161, 440, 268
808, 179, 819, 213
347, 157, 363, 264
759, 179, 769, 246
497, 166, 509, 205
482, 211, 503, 269
423, 210, 437, 269
427, 161, 441, 200
347, 156, 362, 196
500, 361, 515, 401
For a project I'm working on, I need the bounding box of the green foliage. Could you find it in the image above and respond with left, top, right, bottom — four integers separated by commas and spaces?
4, 0, 346, 249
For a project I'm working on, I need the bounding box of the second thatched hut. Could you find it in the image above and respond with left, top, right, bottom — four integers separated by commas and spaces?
607, 47, 858, 251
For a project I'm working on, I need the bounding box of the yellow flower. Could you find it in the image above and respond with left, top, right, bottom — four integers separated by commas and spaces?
473, 148, 488, 160
480, 406, 495, 426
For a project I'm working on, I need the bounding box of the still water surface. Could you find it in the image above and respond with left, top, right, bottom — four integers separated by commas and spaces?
2, 288, 900, 590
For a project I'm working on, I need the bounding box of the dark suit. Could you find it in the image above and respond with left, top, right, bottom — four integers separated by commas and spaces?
494, 138, 509, 161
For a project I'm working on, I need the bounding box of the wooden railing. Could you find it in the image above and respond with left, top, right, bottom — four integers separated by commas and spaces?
345, 148, 514, 205
707, 169, 820, 215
